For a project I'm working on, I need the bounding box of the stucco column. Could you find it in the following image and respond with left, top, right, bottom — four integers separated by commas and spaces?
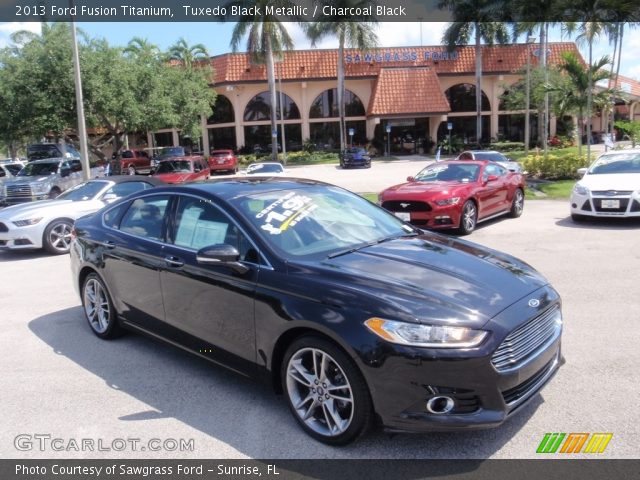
429, 115, 446, 144
147, 131, 154, 148
301, 82, 310, 141
366, 118, 377, 140
232, 91, 244, 150
201, 116, 209, 155
172, 129, 179, 147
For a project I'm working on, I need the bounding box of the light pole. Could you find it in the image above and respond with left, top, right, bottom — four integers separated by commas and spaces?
524, 35, 537, 156
70, 5, 90, 180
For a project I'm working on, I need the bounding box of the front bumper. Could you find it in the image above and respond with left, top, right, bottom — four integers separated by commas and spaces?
571, 190, 640, 217
386, 203, 462, 230
357, 286, 563, 432
0, 221, 43, 250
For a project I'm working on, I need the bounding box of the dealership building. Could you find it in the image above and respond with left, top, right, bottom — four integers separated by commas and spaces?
149, 42, 640, 154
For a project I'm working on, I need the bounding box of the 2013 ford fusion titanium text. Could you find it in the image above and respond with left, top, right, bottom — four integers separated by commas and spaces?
70, 178, 563, 445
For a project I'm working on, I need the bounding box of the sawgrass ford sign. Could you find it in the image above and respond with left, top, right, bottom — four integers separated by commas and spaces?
345, 50, 460, 64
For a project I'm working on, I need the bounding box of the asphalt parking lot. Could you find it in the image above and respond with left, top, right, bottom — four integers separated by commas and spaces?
1, 163, 639, 459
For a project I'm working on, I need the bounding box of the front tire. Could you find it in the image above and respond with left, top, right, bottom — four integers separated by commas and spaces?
43, 218, 74, 254
48, 187, 61, 199
571, 213, 586, 222
458, 200, 477, 235
282, 336, 372, 445
82, 273, 121, 339
128, 165, 136, 175
509, 188, 524, 218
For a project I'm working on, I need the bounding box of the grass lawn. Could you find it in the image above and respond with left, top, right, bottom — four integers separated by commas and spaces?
360, 193, 379, 203
526, 180, 575, 200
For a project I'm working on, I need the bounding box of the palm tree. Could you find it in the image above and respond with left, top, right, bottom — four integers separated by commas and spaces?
167, 37, 209, 68
547, 52, 613, 157
440, 1, 509, 147
306, 1, 378, 152
227, 0, 296, 161
124, 37, 161, 60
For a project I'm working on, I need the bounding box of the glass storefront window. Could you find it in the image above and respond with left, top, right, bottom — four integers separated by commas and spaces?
208, 95, 234, 124
309, 89, 365, 118
154, 132, 173, 147
243, 124, 302, 152
445, 84, 491, 112
208, 126, 237, 152
243, 91, 301, 121
309, 121, 366, 150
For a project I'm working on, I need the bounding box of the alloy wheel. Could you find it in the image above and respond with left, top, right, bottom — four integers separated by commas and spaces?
285, 347, 354, 437
47, 221, 73, 253
462, 201, 477, 233
83, 278, 111, 334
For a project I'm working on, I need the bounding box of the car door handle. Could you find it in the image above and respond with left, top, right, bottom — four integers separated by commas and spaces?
164, 256, 184, 268
100, 240, 116, 249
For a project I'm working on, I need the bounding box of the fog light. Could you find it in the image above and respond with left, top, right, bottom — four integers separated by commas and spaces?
426, 396, 455, 414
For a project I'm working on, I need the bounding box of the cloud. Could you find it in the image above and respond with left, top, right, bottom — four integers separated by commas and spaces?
0, 22, 41, 48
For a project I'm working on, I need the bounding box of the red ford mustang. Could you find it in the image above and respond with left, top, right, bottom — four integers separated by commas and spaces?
151, 157, 210, 184
379, 160, 525, 234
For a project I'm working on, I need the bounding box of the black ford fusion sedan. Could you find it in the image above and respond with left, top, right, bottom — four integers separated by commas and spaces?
70, 178, 563, 445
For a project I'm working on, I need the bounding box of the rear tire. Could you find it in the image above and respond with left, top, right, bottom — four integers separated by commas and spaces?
82, 273, 122, 339
458, 200, 477, 235
43, 218, 74, 255
509, 188, 524, 218
282, 336, 372, 445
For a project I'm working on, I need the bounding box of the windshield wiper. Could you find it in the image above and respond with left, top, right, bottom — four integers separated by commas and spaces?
327, 232, 419, 259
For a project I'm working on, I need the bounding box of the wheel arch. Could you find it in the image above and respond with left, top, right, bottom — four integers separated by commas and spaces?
269, 325, 362, 395
42, 216, 75, 243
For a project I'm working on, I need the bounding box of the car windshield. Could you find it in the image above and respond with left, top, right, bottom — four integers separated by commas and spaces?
156, 160, 192, 173
159, 147, 186, 157
17, 162, 58, 176
5, 164, 22, 175
27, 145, 60, 160
588, 153, 640, 174
414, 163, 480, 183
232, 186, 415, 259
247, 163, 283, 174
57, 181, 109, 201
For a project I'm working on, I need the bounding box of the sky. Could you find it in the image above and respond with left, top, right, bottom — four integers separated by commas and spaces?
1, 21, 639, 80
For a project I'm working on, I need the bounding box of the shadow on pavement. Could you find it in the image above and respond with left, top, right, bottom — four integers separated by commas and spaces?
555, 215, 640, 230
0, 250, 53, 263
29, 307, 541, 459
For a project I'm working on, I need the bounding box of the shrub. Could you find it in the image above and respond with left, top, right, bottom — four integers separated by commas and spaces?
489, 141, 525, 152
521, 153, 591, 180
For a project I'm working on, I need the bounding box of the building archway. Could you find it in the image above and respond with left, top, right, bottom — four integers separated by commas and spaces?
445, 83, 490, 112
243, 91, 301, 121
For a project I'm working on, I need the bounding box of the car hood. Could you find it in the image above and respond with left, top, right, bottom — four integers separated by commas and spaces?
383, 181, 470, 196
0, 199, 103, 220
154, 173, 193, 183
580, 173, 640, 191
4, 176, 53, 185
293, 234, 548, 328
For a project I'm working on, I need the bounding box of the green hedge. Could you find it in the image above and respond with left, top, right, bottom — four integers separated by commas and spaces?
489, 141, 525, 152
237, 151, 339, 166
521, 153, 591, 180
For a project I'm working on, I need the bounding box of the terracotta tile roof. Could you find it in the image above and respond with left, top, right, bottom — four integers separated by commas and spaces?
209, 42, 582, 85
610, 74, 640, 98
368, 68, 450, 117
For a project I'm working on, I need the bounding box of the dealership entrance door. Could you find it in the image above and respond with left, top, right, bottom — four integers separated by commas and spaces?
373, 118, 431, 155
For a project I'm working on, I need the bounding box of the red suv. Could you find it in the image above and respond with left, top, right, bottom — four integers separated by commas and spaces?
110, 150, 153, 175
209, 150, 238, 174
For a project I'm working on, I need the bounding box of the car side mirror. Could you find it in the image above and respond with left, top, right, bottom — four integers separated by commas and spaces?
196, 244, 249, 274
102, 193, 118, 204
577, 167, 587, 176
407, 176, 415, 182
486, 174, 498, 182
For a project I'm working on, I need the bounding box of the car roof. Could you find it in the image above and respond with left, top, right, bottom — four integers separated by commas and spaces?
30, 158, 65, 164
95, 175, 165, 186
147, 177, 328, 200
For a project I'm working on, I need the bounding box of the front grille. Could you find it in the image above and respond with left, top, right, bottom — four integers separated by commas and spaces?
593, 198, 629, 213
6, 184, 32, 197
502, 356, 557, 405
591, 190, 632, 196
492, 306, 561, 372
0, 222, 8, 233
580, 200, 592, 211
382, 200, 432, 212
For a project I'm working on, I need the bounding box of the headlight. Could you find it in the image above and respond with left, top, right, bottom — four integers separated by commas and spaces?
365, 317, 488, 348
434, 197, 461, 206
573, 184, 589, 196
31, 183, 49, 194
13, 218, 43, 227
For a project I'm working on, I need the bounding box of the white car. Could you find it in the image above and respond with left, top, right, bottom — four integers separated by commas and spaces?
242, 162, 286, 176
570, 149, 640, 221
0, 176, 162, 254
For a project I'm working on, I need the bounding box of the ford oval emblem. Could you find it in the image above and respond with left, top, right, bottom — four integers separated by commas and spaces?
528, 299, 540, 308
